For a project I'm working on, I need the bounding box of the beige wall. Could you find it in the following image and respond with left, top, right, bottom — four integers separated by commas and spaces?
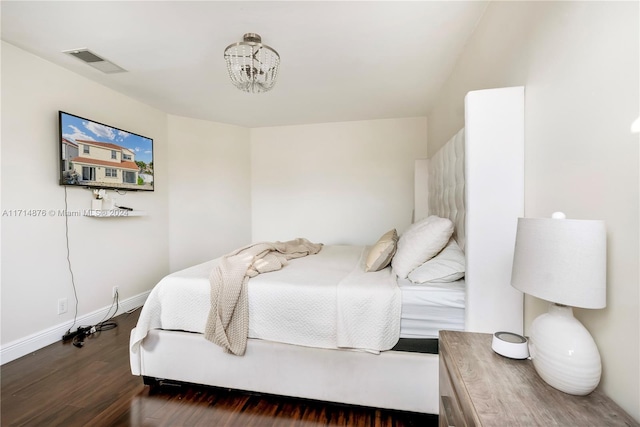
83, 143, 117, 162
1, 41, 170, 343
250, 118, 428, 245
167, 115, 252, 272
428, 1, 639, 419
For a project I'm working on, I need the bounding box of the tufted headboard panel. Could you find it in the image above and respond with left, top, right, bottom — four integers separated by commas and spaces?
428, 128, 465, 251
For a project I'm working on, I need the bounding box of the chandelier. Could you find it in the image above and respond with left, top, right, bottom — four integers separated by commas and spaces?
224, 33, 280, 94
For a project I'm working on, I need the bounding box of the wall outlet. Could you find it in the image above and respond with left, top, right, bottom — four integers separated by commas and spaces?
112, 286, 119, 299
57, 298, 68, 315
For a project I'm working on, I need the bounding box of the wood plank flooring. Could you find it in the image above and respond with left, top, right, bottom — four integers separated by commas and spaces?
1, 309, 437, 426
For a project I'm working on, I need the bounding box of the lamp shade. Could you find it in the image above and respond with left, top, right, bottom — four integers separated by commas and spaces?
511, 213, 606, 309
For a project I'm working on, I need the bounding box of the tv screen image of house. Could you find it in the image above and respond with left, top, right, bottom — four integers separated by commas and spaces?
59, 111, 154, 192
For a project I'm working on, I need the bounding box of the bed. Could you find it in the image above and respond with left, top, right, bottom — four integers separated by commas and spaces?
129, 86, 525, 414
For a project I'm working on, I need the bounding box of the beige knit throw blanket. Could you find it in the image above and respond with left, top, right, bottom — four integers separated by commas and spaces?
204, 238, 323, 355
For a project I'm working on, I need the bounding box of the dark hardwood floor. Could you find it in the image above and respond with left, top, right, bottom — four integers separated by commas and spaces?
1, 309, 437, 426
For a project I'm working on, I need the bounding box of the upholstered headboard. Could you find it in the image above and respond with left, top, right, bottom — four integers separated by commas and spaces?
428, 128, 466, 251
421, 86, 525, 335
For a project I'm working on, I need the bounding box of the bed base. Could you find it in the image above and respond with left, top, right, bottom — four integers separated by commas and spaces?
130, 328, 440, 414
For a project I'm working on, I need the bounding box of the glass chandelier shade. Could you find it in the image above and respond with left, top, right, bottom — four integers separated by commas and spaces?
224, 33, 280, 94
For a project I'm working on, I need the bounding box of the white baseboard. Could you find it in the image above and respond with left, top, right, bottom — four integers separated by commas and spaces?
0, 290, 150, 365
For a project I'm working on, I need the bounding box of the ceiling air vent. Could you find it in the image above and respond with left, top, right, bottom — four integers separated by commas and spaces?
63, 48, 126, 74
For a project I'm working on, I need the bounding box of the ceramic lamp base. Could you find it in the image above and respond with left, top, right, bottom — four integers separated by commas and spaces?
529, 304, 601, 395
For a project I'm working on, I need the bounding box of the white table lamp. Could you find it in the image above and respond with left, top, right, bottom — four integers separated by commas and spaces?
511, 212, 606, 395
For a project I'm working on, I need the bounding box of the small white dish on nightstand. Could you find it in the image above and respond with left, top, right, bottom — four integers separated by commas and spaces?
492, 331, 530, 359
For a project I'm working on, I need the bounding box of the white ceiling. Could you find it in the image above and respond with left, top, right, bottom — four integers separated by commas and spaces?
1, 1, 487, 128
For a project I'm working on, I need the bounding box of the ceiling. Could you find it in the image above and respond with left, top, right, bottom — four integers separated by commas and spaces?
1, 1, 487, 128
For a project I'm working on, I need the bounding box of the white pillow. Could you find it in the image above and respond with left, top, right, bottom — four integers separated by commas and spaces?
365, 229, 398, 272
408, 238, 465, 284
391, 215, 454, 279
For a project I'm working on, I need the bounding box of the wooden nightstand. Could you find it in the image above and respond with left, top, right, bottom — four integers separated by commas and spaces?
439, 330, 639, 426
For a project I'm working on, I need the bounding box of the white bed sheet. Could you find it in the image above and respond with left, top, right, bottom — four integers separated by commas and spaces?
131, 245, 401, 352
397, 278, 466, 339
248, 244, 401, 350
131, 243, 465, 350
247, 244, 360, 348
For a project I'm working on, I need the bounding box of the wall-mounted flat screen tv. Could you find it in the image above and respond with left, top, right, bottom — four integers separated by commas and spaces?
59, 111, 154, 191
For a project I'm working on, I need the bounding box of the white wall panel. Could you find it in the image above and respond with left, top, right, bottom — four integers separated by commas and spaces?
427, 2, 639, 419
167, 116, 251, 272
250, 118, 427, 245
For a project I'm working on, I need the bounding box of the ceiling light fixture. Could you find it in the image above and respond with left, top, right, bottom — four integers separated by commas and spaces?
224, 33, 280, 94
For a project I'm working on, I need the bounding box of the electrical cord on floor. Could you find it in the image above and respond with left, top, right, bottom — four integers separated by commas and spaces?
125, 306, 142, 315
60, 186, 122, 348
63, 186, 79, 335
97, 288, 120, 326
63, 289, 119, 348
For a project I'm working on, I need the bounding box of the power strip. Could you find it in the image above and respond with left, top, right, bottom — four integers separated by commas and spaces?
62, 326, 92, 342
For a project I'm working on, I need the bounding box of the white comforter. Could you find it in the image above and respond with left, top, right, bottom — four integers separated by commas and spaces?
130, 245, 401, 353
